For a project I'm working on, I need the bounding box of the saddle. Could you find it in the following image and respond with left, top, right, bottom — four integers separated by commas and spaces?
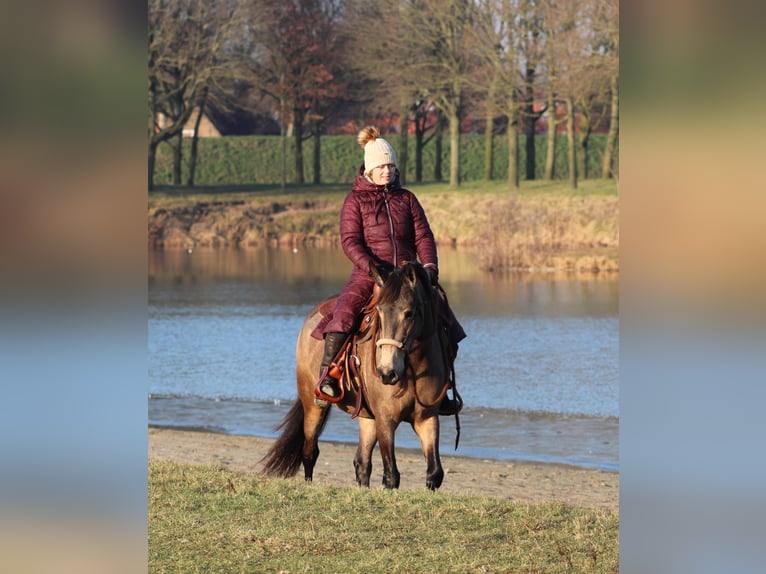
313, 286, 381, 415
313, 283, 463, 418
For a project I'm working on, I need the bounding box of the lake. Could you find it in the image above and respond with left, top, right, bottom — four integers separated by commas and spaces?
149, 247, 618, 471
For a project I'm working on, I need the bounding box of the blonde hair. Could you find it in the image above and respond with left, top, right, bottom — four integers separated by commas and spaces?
357, 126, 381, 148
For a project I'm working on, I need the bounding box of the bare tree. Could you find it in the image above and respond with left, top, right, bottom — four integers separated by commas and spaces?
517, 0, 547, 181
247, 0, 350, 185
602, 72, 619, 179
593, 0, 619, 179
565, 94, 577, 188
148, 0, 244, 189
552, 0, 603, 188
345, 0, 424, 184
540, 0, 561, 180
473, 0, 525, 190
395, 0, 478, 188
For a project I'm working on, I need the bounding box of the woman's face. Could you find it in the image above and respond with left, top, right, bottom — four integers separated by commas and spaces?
369, 163, 396, 185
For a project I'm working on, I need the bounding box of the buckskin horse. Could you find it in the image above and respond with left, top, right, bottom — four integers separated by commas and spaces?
260, 261, 459, 490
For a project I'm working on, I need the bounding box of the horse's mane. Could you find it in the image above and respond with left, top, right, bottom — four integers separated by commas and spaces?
378, 268, 405, 305
378, 262, 425, 303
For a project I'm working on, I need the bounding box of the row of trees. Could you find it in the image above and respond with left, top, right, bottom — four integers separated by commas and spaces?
148, 0, 618, 190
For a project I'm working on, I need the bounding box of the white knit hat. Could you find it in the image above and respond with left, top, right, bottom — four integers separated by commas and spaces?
359, 127, 397, 174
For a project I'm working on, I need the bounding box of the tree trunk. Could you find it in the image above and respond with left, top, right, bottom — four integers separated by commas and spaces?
544, 93, 556, 180
172, 131, 183, 185
602, 73, 619, 179
292, 109, 305, 184
280, 109, 287, 192
415, 123, 424, 183
148, 140, 157, 191
484, 83, 495, 181
508, 107, 519, 191
578, 129, 590, 181
524, 67, 536, 181
398, 107, 409, 185
312, 125, 321, 185
187, 90, 207, 186
279, 76, 287, 192
434, 109, 444, 182
577, 100, 592, 180
484, 106, 494, 181
448, 110, 460, 188
565, 96, 577, 189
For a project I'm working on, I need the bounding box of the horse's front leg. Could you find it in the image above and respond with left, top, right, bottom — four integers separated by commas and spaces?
376, 418, 400, 489
354, 417, 377, 487
413, 415, 443, 490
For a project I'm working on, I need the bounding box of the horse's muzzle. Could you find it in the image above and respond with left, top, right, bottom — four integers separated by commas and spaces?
377, 367, 400, 385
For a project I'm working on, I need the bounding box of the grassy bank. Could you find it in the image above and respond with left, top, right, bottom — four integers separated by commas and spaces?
148, 179, 618, 272
149, 461, 618, 573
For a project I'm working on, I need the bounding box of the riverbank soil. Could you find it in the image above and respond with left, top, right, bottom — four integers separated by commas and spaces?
148, 427, 618, 511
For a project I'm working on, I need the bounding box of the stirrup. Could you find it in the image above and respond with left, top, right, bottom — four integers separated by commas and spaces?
313, 367, 344, 404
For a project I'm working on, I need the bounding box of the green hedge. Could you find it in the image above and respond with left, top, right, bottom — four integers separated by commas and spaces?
153, 134, 618, 186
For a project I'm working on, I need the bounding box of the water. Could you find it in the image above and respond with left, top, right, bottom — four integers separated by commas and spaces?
149, 247, 619, 471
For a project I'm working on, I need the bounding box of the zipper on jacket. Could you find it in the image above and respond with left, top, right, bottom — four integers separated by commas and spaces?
382, 187, 397, 266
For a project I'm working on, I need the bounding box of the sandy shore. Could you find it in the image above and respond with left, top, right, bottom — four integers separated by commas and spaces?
149, 427, 618, 511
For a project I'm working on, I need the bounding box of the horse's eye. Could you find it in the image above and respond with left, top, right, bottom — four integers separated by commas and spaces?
404, 310, 414, 320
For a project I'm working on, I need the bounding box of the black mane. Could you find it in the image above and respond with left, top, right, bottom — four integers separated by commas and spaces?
378, 262, 428, 305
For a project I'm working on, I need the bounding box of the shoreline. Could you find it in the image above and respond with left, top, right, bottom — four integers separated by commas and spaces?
148, 426, 619, 511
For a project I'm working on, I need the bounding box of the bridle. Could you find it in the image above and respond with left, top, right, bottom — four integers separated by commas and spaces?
374, 298, 421, 355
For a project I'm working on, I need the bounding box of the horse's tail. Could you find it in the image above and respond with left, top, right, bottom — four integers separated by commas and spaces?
259, 399, 330, 478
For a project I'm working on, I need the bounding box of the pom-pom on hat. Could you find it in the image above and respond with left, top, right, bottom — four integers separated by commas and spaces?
358, 126, 397, 175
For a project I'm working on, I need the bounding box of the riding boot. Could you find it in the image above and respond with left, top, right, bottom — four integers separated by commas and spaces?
439, 342, 463, 415
317, 332, 348, 400
439, 393, 463, 415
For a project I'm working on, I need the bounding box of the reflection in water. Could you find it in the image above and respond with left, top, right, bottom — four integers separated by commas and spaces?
149, 246, 619, 470
149, 246, 618, 317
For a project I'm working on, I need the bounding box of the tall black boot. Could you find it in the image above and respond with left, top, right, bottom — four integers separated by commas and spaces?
317, 332, 348, 400
439, 340, 463, 415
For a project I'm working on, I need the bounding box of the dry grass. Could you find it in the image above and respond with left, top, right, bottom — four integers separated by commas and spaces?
417, 181, 618, 272
149, 461, 619, 573
148, 179, 618, 271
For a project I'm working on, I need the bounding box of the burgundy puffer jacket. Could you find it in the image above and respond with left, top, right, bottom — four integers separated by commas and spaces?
313, 167, 438, 337
340, 166, 437, 272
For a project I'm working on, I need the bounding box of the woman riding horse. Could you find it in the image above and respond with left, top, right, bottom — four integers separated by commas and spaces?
262, 260, 459, 489
313, 126, 465, 409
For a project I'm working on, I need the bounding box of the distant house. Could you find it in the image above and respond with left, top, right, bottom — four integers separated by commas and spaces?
182, 107, 222, 138
155, 108, 221, 138
156, 105, 280, 138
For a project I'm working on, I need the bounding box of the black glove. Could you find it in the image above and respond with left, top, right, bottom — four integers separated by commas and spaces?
425, 266, 439, 286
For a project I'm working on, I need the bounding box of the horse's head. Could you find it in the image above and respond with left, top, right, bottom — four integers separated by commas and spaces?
370, 261, 435, 385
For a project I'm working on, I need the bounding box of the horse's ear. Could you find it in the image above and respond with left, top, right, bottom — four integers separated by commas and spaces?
403, 262, 419, 287
369, 260, 387, 287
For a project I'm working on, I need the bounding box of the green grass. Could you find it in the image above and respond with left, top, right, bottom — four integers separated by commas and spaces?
149, 461, 619, 573
148, 179, 617, 209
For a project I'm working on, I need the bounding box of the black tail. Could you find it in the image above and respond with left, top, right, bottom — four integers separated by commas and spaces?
259, 400, 330, 478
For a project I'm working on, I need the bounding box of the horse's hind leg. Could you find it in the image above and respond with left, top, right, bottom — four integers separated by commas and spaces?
301, 398, 330, 482
413, 415, 444, 490
354, 418, 377, 487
